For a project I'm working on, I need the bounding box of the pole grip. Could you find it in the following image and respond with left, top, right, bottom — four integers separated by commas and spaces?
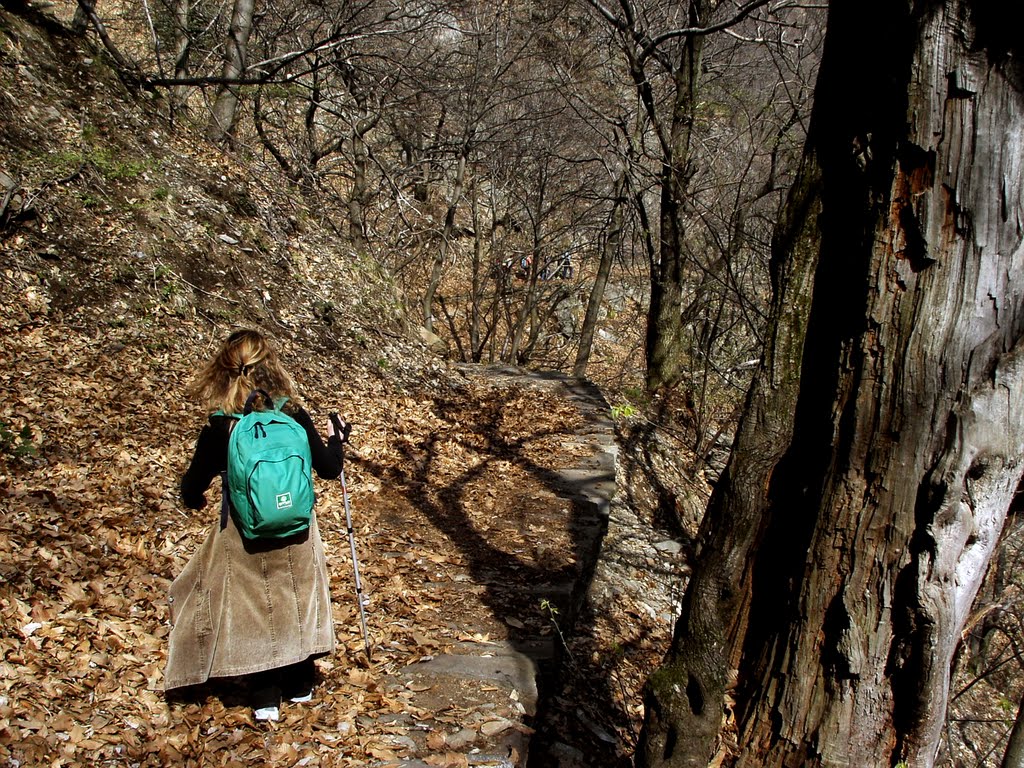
329, 413, 352, 444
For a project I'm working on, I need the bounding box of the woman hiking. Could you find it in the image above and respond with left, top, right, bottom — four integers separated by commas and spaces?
162, 329, 343, 721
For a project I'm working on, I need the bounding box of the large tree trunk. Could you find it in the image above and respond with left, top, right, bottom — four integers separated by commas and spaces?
206, 0, 255, 145
1003, 690, 1024, 768
636, 2, 1024, 767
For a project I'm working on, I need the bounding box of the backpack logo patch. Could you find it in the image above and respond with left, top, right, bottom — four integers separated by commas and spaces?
276, 492, 293, 510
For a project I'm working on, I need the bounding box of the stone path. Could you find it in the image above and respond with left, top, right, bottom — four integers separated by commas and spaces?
358, 366, 614, 767
374, 366, 686, 767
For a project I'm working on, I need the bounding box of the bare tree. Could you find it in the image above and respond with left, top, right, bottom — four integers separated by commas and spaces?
574, 169, 626, 378
584, 0, 777, 395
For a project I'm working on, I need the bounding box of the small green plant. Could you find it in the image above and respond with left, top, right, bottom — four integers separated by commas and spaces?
47, 146, 151, 181
48, 149, 86, 175
623, 386, 645, 402
144, 339, 173, 353
540, 599, 575, 666
377, 357, 390, 370
610, 402, 637, 420
89, 147, 151, 180
0, 422, 37, 460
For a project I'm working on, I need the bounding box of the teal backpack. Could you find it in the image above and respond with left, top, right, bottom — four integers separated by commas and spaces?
221, 390, 314, 540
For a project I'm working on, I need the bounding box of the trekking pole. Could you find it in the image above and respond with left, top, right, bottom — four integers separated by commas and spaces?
330, 413, 372, 660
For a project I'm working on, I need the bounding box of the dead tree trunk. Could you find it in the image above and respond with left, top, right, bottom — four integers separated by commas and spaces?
636, 2, 1024, 766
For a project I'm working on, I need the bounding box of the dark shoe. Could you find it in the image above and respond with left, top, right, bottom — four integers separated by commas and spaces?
281, 658, 316, 703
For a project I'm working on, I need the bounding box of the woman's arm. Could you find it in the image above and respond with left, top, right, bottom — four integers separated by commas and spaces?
180, 419, 230, 509
292, 408, 343, 479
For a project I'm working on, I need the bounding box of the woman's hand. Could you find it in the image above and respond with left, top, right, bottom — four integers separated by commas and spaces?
327, 413, 348, 442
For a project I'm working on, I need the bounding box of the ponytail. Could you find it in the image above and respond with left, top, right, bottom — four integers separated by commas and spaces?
188, 330, 298, 414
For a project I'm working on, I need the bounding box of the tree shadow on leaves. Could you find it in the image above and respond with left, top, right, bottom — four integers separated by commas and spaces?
354, 371, 638, 764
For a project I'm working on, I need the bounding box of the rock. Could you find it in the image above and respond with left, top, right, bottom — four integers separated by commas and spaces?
445, 728, 477, 749
387, 735, 418, 752
403, 650, 539, 716
415, 325, 446, 353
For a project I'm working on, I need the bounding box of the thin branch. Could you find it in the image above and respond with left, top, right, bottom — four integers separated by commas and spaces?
75, 0, 145, 82
140, 0, 165, 79
640, 0, 776, 62
244, 28, 399, 76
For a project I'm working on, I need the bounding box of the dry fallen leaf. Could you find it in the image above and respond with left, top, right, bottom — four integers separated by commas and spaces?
424, 752, 470, 768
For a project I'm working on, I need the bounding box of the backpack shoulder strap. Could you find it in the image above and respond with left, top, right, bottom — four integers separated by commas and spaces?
244, 389, 274, 414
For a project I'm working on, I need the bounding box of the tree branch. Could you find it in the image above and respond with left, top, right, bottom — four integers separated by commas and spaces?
640, 0, 775, 62
75, 0, 146, 84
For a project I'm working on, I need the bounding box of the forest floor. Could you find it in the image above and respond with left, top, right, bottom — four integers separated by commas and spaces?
0, 309, 698, 767
5, 5, 1017, 766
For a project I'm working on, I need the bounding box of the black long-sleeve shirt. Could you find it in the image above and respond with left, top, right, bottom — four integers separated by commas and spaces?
181, 408, 342, 511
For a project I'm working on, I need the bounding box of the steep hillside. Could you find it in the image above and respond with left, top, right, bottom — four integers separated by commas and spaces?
0, 3, 416, 369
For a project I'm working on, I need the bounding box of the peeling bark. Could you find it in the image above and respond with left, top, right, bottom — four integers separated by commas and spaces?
637, 1, 1024, 766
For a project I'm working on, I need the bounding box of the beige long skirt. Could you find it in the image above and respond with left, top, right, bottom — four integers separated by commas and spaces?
161, 511, 335, 691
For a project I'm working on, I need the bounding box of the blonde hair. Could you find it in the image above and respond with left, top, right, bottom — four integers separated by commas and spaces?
188, 329, 299, 414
